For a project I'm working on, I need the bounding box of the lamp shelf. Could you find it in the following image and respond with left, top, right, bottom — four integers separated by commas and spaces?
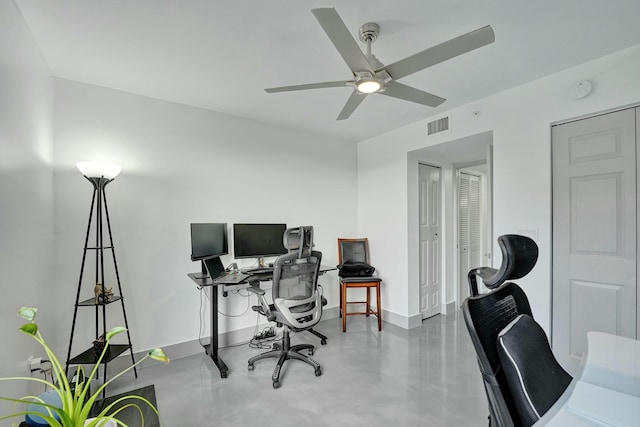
69, 344, 131, 365
77, 295, 123, 307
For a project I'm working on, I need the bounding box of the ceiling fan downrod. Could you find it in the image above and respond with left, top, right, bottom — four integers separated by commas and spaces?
358, 22, 380, 56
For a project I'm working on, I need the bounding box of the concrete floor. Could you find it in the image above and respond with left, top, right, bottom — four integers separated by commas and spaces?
107, 313, 489, 426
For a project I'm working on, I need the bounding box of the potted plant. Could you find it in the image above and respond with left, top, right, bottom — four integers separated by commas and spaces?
0, 307, 170, 426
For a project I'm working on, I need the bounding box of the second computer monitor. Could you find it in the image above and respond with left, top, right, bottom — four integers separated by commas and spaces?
233, 223, 287, 263
190, 223, 228, 261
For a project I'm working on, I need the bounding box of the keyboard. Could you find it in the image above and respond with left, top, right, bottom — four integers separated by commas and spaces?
242, 266, 274, 275
213, 271, 250, 284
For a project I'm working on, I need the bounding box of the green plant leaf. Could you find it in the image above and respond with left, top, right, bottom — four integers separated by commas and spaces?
19, 322, 38, 336
106, 326, 127, 341
4, 308, 166, 427
149, 348, 170, 364
18, 307, 37, 321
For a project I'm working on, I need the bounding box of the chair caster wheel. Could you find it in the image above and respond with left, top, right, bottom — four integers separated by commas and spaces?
315, 368, 322, 377
321, 339, 327, 345
272, 381, 280, 389
248, 363, 254, 371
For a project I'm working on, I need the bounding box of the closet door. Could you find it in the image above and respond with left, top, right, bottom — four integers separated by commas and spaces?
552, 108, 637, 373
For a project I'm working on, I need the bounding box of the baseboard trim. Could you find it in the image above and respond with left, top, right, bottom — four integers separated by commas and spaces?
442, 301, 457, 315
382, 309, 422, 329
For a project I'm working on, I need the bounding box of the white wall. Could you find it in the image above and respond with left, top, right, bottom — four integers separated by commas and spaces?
358, 44, 640, 333
0, 0, 54, 418
52, 79, 357, 354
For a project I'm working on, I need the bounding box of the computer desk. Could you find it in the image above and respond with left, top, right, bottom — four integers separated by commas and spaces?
187, 264, 336, 379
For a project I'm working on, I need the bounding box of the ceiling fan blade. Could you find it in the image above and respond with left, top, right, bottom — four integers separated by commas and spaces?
383, 25, 495, 80
337, 91, 367, 120
311, 8, 373, 74
380, 81, 446, 107
265, 80, 350, 93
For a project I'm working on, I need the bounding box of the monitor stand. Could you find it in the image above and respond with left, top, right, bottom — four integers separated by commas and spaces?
193, 260, 209, 280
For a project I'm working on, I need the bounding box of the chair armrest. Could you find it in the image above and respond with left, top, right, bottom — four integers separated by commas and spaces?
246, 286, 274, 321
246, 286, 265, 296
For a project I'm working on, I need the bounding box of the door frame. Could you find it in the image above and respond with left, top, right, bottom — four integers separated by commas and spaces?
407, 131, 494, 326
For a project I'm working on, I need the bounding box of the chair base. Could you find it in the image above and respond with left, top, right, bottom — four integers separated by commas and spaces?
247, 328, 322, 389
340, 281, 382, 332
308, 328, 327, 345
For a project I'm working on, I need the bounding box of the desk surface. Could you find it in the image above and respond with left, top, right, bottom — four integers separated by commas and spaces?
536, 332, 640, 426
188, 264, 336, 288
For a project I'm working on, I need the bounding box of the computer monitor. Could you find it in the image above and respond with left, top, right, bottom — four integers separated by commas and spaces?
190, 223, 228, 278
190, 223, 228, 261
233, 223, 287, 265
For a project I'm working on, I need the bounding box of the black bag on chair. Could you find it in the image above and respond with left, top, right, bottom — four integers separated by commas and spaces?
337, 262, 375, 278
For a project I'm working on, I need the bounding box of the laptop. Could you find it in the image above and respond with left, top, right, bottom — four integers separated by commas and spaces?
204, 257, 226, 279
205, 257, 250, 284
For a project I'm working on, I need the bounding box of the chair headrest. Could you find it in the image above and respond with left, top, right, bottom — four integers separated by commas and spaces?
283, 226, 314, 254
481, 234, 538, 290
498, 234, 538, 281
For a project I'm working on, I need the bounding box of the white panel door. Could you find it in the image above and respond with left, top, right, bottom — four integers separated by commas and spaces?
552, 108, 637, 374
419, 164, 441, 319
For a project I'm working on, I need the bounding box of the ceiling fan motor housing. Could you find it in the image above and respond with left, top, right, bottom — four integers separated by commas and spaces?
359, 22, 380, 43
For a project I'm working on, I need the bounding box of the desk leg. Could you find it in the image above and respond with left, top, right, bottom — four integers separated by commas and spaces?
206, 285, 229, 378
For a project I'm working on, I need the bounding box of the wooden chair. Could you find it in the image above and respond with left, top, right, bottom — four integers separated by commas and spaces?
337, 238, 382, 332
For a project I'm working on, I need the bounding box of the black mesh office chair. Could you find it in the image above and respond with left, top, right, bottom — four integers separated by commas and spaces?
464, 283, 534, 427
247, 226, 323, 388
467, 234, 539, 297
463, 234, 571, 426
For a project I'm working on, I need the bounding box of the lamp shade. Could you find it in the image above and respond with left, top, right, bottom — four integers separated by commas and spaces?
76, 162, 122, 179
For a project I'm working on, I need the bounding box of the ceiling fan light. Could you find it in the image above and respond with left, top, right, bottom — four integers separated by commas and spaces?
357, 80, 381, 93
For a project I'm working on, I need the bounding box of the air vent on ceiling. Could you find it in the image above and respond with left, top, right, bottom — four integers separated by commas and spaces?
427, 116, 450, 135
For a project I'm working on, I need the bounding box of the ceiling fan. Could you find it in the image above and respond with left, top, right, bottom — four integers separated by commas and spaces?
265, 8, 495, 120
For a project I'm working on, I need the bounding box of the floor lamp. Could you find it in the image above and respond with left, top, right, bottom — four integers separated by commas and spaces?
65, 162, 137, 388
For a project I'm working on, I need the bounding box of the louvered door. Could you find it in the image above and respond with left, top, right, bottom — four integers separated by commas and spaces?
459, 172, 482, 301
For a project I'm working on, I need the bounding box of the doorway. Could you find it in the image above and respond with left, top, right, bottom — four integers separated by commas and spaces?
407, 131, 494, 320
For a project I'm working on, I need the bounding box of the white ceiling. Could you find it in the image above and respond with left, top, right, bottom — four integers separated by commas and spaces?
14, 0, 640, 142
